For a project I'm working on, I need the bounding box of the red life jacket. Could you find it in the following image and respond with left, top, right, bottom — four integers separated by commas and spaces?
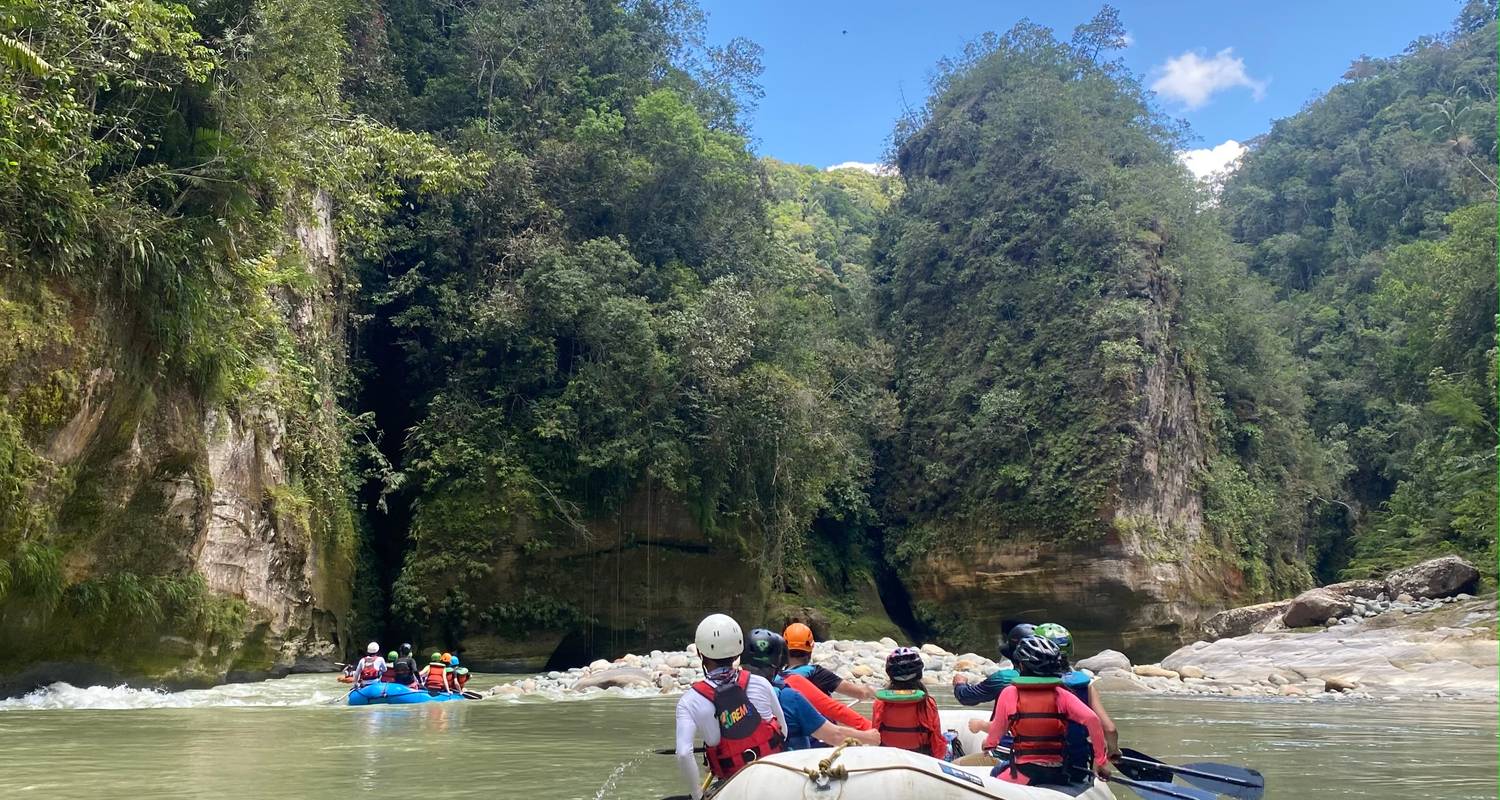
875, 689, 934, 755
691, 670, 786, 780
357, 657, 383, 682
1006, 678, 1069, 769
425, 664, 449, 691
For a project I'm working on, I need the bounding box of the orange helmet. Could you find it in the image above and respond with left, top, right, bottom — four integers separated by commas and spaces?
441, 652, 453, 665
783, 622, 814, 653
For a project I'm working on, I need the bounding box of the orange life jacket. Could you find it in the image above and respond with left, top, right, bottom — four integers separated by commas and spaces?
425, 664, 449, 691
1006, 679, 1069, 768
875, 689, 937, 755
691, 670, 786, 780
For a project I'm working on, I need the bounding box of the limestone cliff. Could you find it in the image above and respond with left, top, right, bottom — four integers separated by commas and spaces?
454, 486, 772, 671
0, 194, 356, 691
900, 247, 1236, 660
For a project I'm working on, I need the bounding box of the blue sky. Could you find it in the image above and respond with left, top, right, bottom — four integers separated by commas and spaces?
698, 1, 1463, 174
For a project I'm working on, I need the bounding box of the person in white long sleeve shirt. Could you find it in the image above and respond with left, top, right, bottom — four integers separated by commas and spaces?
675, 614, 787, 799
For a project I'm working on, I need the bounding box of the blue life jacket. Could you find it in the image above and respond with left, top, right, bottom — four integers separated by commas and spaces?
1061, 670, 1093, 766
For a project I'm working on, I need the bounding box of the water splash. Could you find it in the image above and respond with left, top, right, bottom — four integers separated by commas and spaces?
0, 680, 344, 711
591, 755, 641, 800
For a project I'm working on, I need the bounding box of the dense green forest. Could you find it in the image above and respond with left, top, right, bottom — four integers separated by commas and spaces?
1223, 4, 1497, 580
0, 0, 1492, 668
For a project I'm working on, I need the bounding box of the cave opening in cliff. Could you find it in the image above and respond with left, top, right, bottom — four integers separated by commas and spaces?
352, 301, 422, 647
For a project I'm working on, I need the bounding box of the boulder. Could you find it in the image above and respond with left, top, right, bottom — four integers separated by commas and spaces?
1385, 556, 1481, 600
1201, 600, 1293, 640
920, 643, 950, 656
1283, 588, 1353, 628
1092, 674, 1146, 693
574, 667, 653, 690
1323, 676, 1359, 693
1322, 579, 1385, 600
1075, 649, 1131, 673
1132, 665, 1179, 680
1177, 665, 1206, 679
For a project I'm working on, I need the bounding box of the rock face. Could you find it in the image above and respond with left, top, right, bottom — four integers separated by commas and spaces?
1201, 599, 1294, 639
1385, 556, 1480, 600
1282, 588, 1353, 628
460, 487, 776, 671
0, 193, 353, 691
905, 528, 1235, 661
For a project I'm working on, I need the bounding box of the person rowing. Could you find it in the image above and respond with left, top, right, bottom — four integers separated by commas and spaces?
983, 636, 1110, 787
781, 622, 876, 702
744, 628, 879, 750
674, 614, 786, 799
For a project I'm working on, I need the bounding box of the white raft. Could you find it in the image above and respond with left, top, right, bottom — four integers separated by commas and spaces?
940, 707, 996, 758
708, 745, 1113, 800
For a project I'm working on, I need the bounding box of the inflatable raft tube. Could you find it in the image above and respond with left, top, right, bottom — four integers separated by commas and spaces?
941, 707, 997, 758
346, 683, 467, 706
708, 746, 1112, 800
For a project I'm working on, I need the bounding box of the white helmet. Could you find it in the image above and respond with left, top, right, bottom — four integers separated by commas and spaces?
695, 614, 744, 661
366, 641, 380, 654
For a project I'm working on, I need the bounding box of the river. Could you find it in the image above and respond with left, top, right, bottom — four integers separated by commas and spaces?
0, 675, 1493, 799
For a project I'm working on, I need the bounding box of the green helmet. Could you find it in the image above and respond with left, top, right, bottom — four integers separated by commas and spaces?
387, 651, 399, 660
431, 652, 443, 662
1035, 623, 1073, 660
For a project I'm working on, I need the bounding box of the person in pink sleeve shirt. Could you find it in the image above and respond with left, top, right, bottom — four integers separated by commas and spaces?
982, 636, 1111, 787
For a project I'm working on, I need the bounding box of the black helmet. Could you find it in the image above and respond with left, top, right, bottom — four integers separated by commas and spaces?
744, 628, 787, 678
885, 646, 925, 682
1000, 623, 1036, 660
1013, 636, 1063, 676
399, 642, 413, 656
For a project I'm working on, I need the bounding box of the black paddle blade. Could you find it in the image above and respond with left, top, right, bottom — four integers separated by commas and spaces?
1179, 762, 1266, 800
1116, 758, 1176, 783
1116, 748, 1176, 783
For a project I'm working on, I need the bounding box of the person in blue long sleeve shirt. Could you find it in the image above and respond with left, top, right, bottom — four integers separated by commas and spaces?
952, 665, 1019, 706
952, 622, 1034, 708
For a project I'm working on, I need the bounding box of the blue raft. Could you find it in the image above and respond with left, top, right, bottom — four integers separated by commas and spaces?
346, 683, 467, 706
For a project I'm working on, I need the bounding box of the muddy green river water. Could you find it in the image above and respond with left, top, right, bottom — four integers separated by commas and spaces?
0, 674, 1493, 799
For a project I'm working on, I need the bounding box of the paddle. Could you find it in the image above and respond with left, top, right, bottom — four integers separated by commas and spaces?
988, 746, 1215, 800
1102, 774, 1219, 800
1118, 748, 1265, 799
653, 747, 707, 755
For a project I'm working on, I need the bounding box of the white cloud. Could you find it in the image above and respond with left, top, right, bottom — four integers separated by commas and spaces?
1150, 48, 1266, 110
1121, 31, 1135, 47
825, 161, 896, 176
1179, 139, 1247, 181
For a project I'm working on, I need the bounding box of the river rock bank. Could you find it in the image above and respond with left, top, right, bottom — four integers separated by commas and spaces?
491, 595, 1497, 703
488, 638, 1012, 699
493, 556, 1495, 703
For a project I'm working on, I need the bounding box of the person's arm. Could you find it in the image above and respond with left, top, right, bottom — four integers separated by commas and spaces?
923, 698, 947, 760
675, 696, 706, 800
953, 671, 1005, 706
1057, 690, 1108, 771
982, 689, 1017, 751
1087, 685, 1120, 758
835, 679, 877, 701
784, 673, 872, 729
814, 720, 880, 745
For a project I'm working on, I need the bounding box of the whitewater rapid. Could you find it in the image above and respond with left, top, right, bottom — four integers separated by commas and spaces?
0, 678, 348, 710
